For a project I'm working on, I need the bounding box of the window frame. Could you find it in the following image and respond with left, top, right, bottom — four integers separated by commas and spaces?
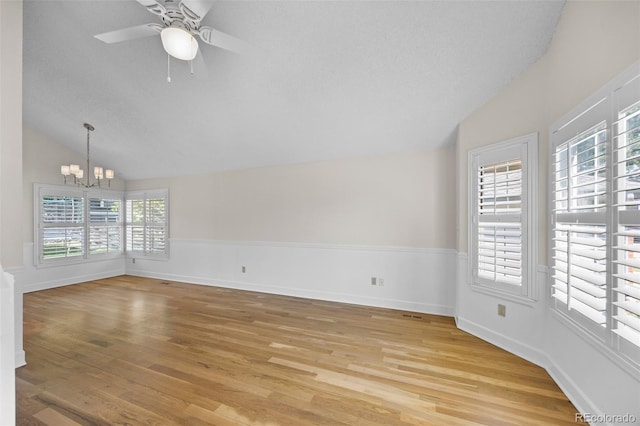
468, 133, 538, 302
125, 189, 170, 260
34, 184, 124, 267
549, 61, 640, 374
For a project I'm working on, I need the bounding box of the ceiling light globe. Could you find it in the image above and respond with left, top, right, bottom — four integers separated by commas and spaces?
161, 27, 198, 61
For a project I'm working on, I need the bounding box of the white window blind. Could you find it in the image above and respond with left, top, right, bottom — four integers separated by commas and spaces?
125, 190, 169, 257
613, 98, 640, 349
550, 62, 640, 364
40, 192, 85, 260
477, 160, 522, 286
89, 198, 122, 255
469, 134, 536, 300
552, 122, 608, 328
35, 185, 124, 265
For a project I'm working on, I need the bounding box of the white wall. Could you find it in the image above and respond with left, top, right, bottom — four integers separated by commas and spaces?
0, 5, 23, 422
0, 267, 15, 426
456, 1, 640, 422
128, 240, 455, 315
127, 148, 456, 248
1, 0, 23, 268
126, 147, 458, 315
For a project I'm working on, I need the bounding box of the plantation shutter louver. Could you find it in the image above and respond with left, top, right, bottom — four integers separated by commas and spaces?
552, 120, 608, 327
613, 77, 640, 349
40, 191, 85, 260
477, 159, 522, 286
125, 190, 169, 258
550, 62, 640, 366
89, 198, 122, 255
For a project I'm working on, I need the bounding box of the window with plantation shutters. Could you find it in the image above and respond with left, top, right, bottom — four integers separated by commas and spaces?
477, 159, 522, 286
613, 88, 640, 351
40, 191, 85, 260
89, 198, 122, 255
469, 134, 537, 299
552, 122, 608, 329
551, 62, 640, 365
35, 185, 123, 265
125, 190, 169, 258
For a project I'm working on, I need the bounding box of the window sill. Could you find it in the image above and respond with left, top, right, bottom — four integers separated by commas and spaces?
469, 283, 537, 307
36, 253, 124, 269
551, 307, 640, 380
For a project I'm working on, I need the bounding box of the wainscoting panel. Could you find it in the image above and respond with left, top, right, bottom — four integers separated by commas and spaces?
10, 243, 126, 294
126, 239, 457, 316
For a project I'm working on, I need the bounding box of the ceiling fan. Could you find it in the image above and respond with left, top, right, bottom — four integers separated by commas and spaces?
94, 0, 248, 77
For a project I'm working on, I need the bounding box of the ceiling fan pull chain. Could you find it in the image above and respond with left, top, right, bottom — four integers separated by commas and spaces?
167, 53, 172, 83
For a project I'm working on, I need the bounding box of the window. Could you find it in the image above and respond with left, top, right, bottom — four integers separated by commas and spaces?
89, 198, 122, 255
36, 185, 123, 265
125, 190, 169, 258
551, 62, 640, 365
552, 121, 608, 329
40, 191, 85, 260
614, 100, 640, 350
469, 133, 537, 300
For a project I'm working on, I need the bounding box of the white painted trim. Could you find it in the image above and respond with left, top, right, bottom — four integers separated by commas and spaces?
20, 268, 126, 294
0, 266, 16, 424
455, 316, 549, 368
127, 269, 455, 316
552, 308, 640, 380
168, 238, 457, 255
11, 242, 126, 294
467, 133, 539, 300
545, 359, 601, 423
15, 349, 25, 368
126, 239, 457, 317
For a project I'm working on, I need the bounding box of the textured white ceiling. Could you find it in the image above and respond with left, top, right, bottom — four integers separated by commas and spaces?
23, 0, 565, 180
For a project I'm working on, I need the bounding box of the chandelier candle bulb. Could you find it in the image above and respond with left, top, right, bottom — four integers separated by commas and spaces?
94, 167, 104, 180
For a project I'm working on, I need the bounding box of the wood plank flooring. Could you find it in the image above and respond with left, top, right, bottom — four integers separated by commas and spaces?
16, 276, 578, 425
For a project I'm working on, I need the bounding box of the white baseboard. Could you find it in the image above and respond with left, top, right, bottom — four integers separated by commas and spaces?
545, 360, 598, 421
455, 316, 549, 368
11, 243, 126, 294
15, 350, 25, 368
19, 268, 126, 294
129, 270, 454, 316
126, 239, 457, 317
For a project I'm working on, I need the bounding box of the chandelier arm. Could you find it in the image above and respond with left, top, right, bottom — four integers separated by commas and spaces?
62, 123, 112, 188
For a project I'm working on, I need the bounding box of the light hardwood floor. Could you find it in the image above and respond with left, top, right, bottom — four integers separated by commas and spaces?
16, 275, 578, 425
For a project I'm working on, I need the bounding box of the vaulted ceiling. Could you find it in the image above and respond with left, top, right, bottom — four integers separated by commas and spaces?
23, 0, 565, 180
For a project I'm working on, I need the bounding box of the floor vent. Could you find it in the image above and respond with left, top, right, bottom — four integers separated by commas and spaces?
402, 314, 423, 320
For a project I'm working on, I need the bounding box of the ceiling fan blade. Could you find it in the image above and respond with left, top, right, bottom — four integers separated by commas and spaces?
198, 26, 252, 55
94, 23, 163, 44
136, 0, 167, 17
180, 0, 214, 23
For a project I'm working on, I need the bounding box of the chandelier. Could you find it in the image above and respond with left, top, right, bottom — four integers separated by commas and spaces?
60, 123, 114, 188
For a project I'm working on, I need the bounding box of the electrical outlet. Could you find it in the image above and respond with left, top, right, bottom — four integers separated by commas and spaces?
371, 277, 377, 285
132, 258, 136, 264
242, 266, 246, 273
498, 304, 506, 317
378, 278, 384, 286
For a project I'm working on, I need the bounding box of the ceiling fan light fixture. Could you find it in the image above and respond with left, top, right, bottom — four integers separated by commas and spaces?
161, 27, 198, 61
